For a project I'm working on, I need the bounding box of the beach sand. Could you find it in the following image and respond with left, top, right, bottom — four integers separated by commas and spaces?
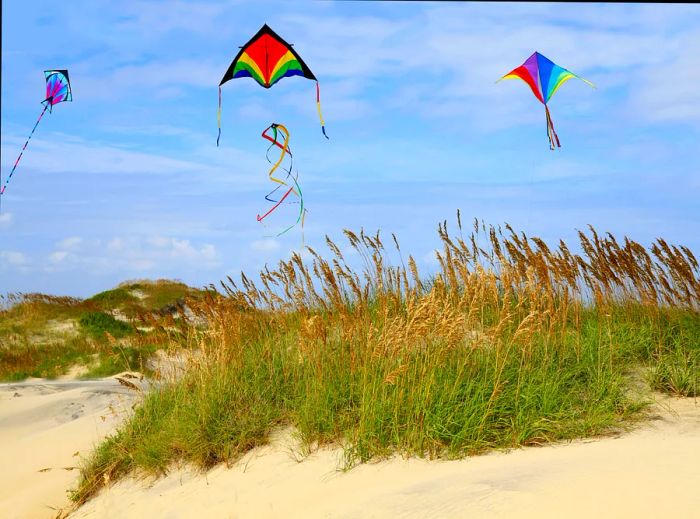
2, 374, 697, 519
0, 375, 143, 519
65, 394, 699, 519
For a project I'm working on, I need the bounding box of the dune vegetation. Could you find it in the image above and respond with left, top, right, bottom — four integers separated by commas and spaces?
0, 279, 204, 381
71, 214, 700, 505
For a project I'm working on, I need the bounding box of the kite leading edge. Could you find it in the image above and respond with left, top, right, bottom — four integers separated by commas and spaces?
497, 52, 594, 150
217, 24, 328, 146
1, 70, 73, 203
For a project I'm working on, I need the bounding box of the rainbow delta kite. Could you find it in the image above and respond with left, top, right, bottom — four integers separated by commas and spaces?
498, 52, 594, 149
217, 24, 328, 145
1, 70, 72, 199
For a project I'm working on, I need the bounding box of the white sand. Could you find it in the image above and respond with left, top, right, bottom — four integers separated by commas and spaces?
66, 395, 700, 519
0, 375, 143, 519
2, 374, 697, 519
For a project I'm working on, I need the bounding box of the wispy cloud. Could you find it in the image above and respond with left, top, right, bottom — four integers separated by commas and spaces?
0, 250, 29, 269
57, 236, 82, 249
74, 59, 221, 102
114, 1, 235, 38
43, 235, 221, 274
0, 212, 13, 228
1, 133, 212, 176
251, 239, 281, 253
628, 34, 700, 125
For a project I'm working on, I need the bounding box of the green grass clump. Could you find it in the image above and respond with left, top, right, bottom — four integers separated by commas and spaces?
88, 287, 138, 308
648, 346, 699, 397
116, 279, 203, 312
82, 344, 159, 379
73, 217, 700, 505
79, 312, 135, 339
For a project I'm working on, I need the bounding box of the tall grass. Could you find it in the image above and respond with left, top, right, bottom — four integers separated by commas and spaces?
73, 216, 699, 504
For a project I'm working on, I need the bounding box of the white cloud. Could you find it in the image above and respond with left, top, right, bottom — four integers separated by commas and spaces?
0, 212, 12, 228
251, 239, 281, 253
115, 1, 235, 38
48, 251, 68, 263
1, 135, 215, 177
0, 251, 29, 267
74, 59, 222, 102
58, 237, 82, 249
0, 131, 267, 194
629, 35, 700, 125
107, 238, 124, 252
41, 235, 222, 275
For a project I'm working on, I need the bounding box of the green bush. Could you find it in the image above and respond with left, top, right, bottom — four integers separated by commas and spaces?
88, 288, 137, 308
79, 311, 135, 339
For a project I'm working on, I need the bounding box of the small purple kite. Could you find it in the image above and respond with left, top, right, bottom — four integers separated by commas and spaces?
1, 70, 73, 199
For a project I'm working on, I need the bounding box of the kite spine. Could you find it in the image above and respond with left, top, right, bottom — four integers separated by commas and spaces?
1, 103, 49, 197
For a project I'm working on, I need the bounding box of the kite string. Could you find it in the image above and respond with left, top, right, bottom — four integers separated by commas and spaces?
1, 103, 49, 196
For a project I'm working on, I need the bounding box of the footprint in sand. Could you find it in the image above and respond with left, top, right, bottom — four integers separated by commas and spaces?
61, 401, 85, 422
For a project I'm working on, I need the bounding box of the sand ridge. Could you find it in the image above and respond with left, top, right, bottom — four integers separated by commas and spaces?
66, 395, 700, 519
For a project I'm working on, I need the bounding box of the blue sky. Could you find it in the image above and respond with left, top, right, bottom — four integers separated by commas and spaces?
1, 1, 699, 297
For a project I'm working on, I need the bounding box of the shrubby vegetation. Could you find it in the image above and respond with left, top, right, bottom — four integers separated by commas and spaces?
73, 216, 699, 503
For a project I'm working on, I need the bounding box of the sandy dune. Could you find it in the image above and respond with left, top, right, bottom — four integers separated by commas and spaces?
2, 375, 697, 519
66, 395, 700, 519
0, 376, 144, 519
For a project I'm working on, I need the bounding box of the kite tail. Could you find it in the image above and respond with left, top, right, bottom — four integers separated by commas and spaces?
1, 103, 49, 197
263, 124, 296, 190
216, 86, 222, 147
544, 104, 561, 150
257, 184, 295, 222
256, 123, 306, 238
316, 82, 329, 140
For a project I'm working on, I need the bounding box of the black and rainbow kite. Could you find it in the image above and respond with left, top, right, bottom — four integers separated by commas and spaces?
217, 24, 328, 145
